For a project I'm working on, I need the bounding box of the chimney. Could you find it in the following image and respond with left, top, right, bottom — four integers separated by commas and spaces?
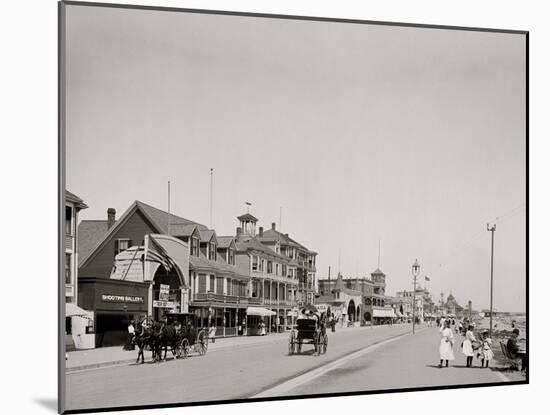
107, 208, 116, 229
271, 222, 276, 230
285, 233, 289, 238
236, 227, 242, 236
259, 226, 263, 237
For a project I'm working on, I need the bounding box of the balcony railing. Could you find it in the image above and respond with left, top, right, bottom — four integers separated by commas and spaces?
193, 293, 248, 304
192, 293, 298, 308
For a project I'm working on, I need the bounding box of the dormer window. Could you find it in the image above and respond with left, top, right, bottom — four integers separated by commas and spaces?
209, 242, 216, 260
228, 247, 235, 265
191, 237, 199, 257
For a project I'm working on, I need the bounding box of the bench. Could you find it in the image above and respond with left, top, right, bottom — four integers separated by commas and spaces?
499, 342, 521, 371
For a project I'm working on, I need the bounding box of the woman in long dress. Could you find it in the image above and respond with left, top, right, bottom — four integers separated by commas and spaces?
461, 325, 476, 367
439, 320, 455, 367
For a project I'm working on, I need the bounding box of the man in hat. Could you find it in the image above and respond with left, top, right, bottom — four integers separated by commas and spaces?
506, 328, 527, 372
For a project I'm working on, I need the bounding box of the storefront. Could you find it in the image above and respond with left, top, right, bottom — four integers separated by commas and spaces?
78, 278, 150, 348
246, 306, 276, 335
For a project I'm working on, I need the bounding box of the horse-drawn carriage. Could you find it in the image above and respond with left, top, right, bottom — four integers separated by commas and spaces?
166, 312, 209, 358
134, 312, 208, 364
288, 306, 328, 356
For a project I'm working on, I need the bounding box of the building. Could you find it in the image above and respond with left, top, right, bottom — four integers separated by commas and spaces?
78, 200, 251, 347
65, 190, 94, 349
256, 221, 317, 306
233, 214, 298, 332
317, 268, 394, 326
395, 285, 435, 323
65, 190, 88, 304
316, 273, 363, 326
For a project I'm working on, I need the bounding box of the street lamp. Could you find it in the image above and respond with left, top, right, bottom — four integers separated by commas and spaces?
411, 259, 420, 334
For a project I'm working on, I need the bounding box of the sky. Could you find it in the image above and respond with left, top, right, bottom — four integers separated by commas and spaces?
64, 4, 526, 312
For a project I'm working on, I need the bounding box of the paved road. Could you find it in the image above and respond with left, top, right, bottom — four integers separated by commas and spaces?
271, 325, 512, 397
65, 325, 515, 411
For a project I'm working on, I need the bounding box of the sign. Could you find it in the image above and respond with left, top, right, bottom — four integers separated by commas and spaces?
316, 304, 328, 313
153, 300, 175, 308
159, 284, 170, 301
101, 294, 144, 303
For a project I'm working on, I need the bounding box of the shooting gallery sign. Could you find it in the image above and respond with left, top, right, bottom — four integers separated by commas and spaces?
101, 294, 144, 304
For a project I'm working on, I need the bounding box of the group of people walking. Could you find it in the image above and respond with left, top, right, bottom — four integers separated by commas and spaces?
438, 318, 494, 368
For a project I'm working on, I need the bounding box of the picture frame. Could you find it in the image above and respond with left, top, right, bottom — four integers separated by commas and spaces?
59, 1, 528, 413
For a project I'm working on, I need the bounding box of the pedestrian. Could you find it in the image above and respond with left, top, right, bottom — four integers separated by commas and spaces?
506, 328, 527, 372
125, 320, 135, 350
462, 325, 476, 367
479, 330, 494, 368
439, 320, 455, 367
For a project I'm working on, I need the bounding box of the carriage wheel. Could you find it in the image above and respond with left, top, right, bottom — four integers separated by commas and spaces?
321, 334, 328, 354
197, 331, 208, 356
178, 339, 190, 359
288, 331, 295, 355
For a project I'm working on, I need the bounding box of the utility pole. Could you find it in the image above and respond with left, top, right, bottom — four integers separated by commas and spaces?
487, 223, 496, 338
210, 168, 213, 228
167, 180, 171, 235
412, 259, 420, 335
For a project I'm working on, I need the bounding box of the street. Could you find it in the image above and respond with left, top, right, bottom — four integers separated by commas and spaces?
65, 325, 515, 411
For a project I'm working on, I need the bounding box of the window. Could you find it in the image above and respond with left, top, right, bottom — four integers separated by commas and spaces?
252, 255, 258, 271
209, 275, 215, 292
282, 264, 287, 277
267, 261, 273, 274
65, 253, 71, 284
216, 277, 224, 294
65, 206, 73, 235
198, 275, 207, 293
275, 263, 279, 275
191, 237, 199, 257
228, 248, 235, 265
115, 239, 130, 256
209, 242, 216, 260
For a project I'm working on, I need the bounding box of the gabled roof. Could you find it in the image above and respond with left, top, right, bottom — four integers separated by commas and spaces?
260, 228, 317, 255
199, 229, 217, 244
66, 190, 88, 210
235, 235, 289, 262
79, 200, 208, 267
371, 268, 386, 276
237, 213, 258, 222
78, 220, 110, 261
217, 236, 236, 249
170, 224, 200, 238
136, 200, 208, 233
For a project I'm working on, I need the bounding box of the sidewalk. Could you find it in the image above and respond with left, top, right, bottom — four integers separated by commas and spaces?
65, 323, 385, 372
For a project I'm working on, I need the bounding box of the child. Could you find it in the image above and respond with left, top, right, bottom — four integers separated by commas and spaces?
480, 330, 494, 368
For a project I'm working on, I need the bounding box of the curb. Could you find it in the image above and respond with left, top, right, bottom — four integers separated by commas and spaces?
67, 358, 137, 373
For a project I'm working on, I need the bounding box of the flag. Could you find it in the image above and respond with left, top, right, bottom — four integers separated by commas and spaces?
425, 276, 431, 281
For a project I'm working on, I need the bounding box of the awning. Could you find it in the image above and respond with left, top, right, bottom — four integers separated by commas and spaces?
66, 302, 91, 318
373, 309, 396, 318
246, 307, 277, 317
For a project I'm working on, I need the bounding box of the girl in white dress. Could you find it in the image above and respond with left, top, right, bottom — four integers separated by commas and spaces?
462, 325, 476, 367
439, 320, 455, 367
480, 330, 494, 368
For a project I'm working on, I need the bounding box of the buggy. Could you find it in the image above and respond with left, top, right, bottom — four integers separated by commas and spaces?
288, 306, 328, 356
166, 312, 209, 358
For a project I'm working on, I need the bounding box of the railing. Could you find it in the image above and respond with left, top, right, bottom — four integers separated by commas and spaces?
193, 293, 247, 304
192, 293, 297, 307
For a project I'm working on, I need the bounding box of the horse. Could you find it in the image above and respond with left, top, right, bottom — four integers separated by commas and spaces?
134, 325, 154, 364
158, 323, 178, 361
